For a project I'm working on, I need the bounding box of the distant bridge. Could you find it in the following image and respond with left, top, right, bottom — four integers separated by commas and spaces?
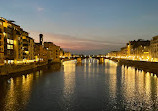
70, 56, 110, 63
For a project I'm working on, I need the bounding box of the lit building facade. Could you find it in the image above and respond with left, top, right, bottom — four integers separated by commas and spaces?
63, 51, 71, 58
22, 36, 34, 60
0, 19, 4, 64
34, 43, 47, 62
0, 17, 35, 64
150, 36, 158, 61
59, 48, 64, 58
127, 39, 150, 56
44, 42, 60, 62
107, 39, 151, 61
133, 45, 150, 60
117, 47, 127, 57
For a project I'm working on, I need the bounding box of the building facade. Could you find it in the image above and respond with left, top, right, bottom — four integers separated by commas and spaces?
34, 43, 48, 62
0, 17, 35, 64
150, 36, 158, 61
63, 51, 71, 58
0, 19, 4, 64
127, 39, 150, 56
44, 42, 60, 62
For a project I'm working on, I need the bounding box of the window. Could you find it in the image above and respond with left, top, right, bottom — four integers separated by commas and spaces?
0, 22, 2, 26
10, 40, 13, 44
7, 39, 14, 44
7, 45, 13, 49
7, 45, 10, 49
10, 45, 13, 49
7, 39, 9, 44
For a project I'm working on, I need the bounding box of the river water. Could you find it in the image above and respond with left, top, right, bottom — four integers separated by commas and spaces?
0, 59, 157, 111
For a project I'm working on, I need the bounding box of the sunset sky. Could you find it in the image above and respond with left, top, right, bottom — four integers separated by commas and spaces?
1, 0, 158, 54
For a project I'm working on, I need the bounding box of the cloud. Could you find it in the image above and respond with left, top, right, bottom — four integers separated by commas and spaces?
37, 7, 44, 12
29, 31, 125, 54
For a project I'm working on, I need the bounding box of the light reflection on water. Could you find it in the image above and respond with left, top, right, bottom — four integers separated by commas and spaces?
3, 74, 34, 111
0, 59, 157, 111
62, 61, 76, 110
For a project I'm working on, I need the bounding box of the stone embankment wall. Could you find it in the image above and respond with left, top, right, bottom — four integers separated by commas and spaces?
0, 62, 48, 76
110, 58, 158, 74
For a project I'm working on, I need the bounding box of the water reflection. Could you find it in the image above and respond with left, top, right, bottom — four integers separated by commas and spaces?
104, 59, 158, 110
121, 65, 158, 110
106, 60, 117, 100
62, 61, 76, 110
3, 73, 34, 111
0, 59, 157, 111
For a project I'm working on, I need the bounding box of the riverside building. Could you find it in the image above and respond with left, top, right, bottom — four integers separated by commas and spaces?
44, 42, 60, 62
63, 51, 71, 58
127, 39, 150, 56
0, 17, 35, 65
107, 39, 151, 61
35, 34, 61, 63
150, 36, 158, 61
34, 34, 48, 62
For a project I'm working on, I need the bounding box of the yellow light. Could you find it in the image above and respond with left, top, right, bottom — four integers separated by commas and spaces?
154, 74, 157, 78
25, 51, 29, 54
10, 40, 14, 44
3, 22, 8, 27
23, 36, 26, 39
14, 40, 16, 45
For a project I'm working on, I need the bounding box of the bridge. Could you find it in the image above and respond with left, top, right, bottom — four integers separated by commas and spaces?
69, 56, 109, 63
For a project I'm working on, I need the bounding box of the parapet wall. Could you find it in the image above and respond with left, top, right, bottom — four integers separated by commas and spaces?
111, 58, 158, 74
0, 62, 48, 76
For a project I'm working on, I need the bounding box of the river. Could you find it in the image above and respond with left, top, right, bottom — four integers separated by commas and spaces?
0, 59, 157, 111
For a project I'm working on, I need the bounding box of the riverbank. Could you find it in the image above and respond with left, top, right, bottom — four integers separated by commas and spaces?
110, 58, 158, 75
0, 61, 61, 77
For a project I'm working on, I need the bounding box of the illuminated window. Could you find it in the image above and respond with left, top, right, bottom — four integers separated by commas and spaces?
10, 40, 14, 44
10, 45, 13, 49
7, 45, 13, 49
3, 32, 6, 37
7, 45, 10, 49
23, 36, 26, 39
7, 39, 9, 43
7, 39, 14, 44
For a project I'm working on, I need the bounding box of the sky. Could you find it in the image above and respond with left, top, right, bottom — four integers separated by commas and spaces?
1, 0, 158, 55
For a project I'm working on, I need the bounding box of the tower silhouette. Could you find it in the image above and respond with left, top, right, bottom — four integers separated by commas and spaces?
39, 34, 43, 46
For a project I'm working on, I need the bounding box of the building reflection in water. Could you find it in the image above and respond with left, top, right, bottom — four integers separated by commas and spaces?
121, 65, 158, 110
105, 60, 117, 102
104, 59, 158, 110
3, 73, 35, 111
0, 59, 157, 111
62, 61, 76, 110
